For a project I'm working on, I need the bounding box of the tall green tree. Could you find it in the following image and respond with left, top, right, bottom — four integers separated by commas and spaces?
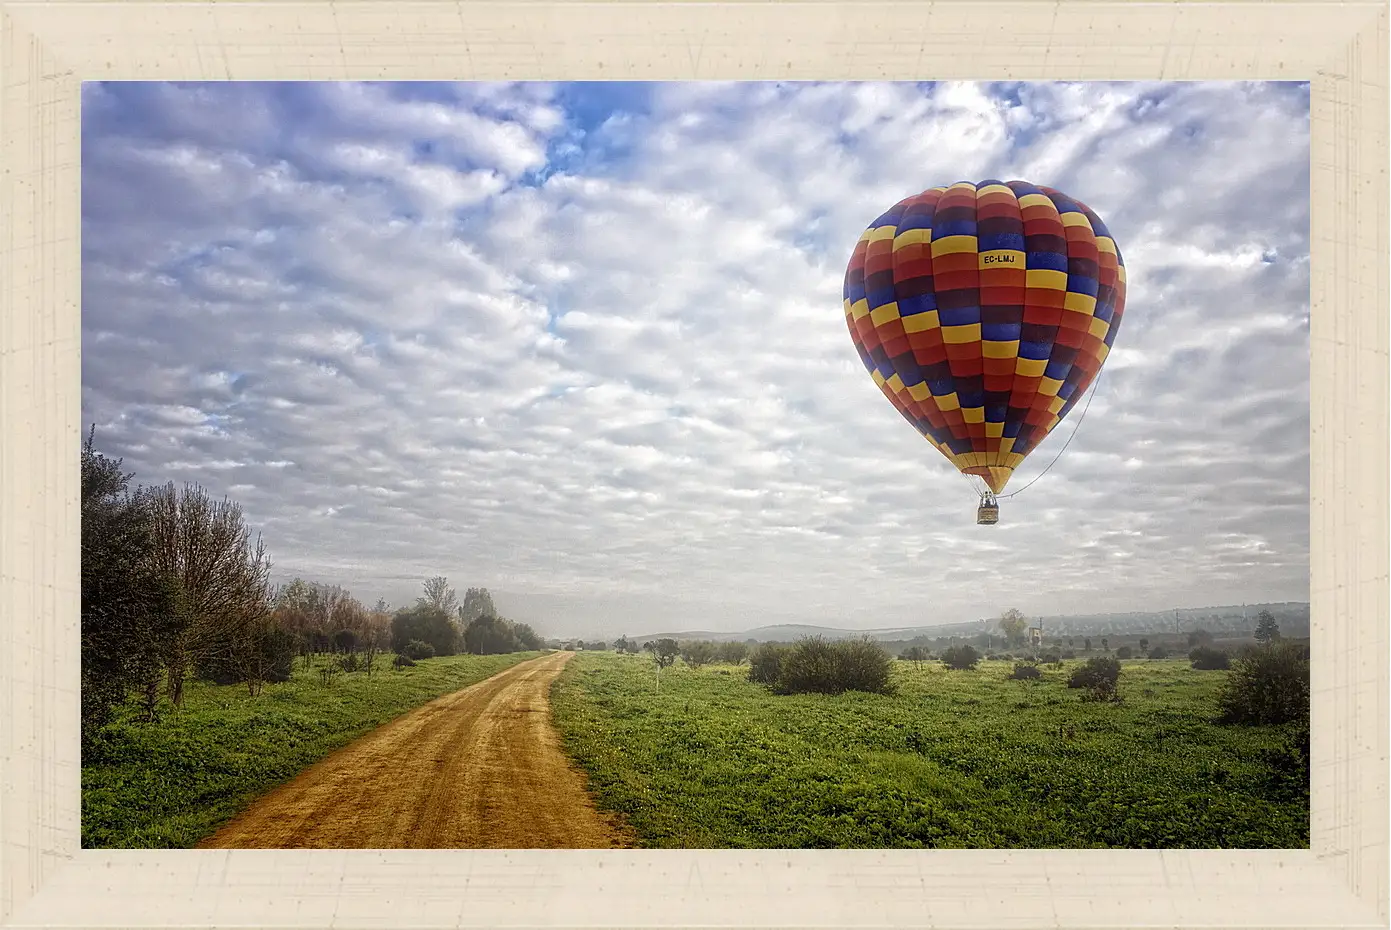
81, 430, 181, 740
459, 586, 496, 623
1254, 610, 1281, 643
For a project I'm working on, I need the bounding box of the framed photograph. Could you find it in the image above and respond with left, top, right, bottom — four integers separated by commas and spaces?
2, 1, 1385, 928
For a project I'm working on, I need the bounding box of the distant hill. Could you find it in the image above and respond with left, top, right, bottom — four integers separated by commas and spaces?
631, 602, 1310, 646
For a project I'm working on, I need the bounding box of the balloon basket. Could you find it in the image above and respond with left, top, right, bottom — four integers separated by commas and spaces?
976, 495, 1000, 525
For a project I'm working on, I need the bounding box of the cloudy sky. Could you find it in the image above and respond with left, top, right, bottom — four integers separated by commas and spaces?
81, 80, 1310, 639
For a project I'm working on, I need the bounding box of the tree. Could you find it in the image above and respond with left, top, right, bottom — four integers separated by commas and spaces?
998, 608, 1028, 646
717, 640, 749, 664
651, 638, 679, 670
459, 586, 496, 623
1139, 638, 1149, 654
613, 634, 634, 654
81, 429, 182, 738
419, 576, 458, 616
748, 643, 786, 684
512, 622, 544, 651
1254, 610, 1281, 643
1187, 629, 1214, 647
680, 640, 719, 668
462, 614, 521, 655
1084, 638, 1092, 652
143, 479, 273, 702
1101, 637, 1110, 653
1068, 656, 1122, 701
391, 604, 458, 656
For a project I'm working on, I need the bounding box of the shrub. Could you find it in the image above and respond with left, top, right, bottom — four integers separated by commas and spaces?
747, 643, 787, 685
829, 637, 894, 694
1217, 640, 1310, 726
1115, 646, 1134, 659
1190, 646, 1231, 670
1040, 652, 1061, 665
1061, 650, 1077, 660
1147, 646, 1171, 659
680, 640, 719, 669
1009, 663, 1042, 681
403, 639, 435, 661
392, 653, 416, 670
1068, 656, 1121, 701
339, 652, 361, 673
940, 644, 980, 671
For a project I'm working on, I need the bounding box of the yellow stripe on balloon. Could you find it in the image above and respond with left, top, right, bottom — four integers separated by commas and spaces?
902, 310, 940, 334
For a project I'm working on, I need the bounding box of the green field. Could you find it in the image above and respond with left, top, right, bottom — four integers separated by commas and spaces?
549, 653, 1309, 849
82, 651, 542, 849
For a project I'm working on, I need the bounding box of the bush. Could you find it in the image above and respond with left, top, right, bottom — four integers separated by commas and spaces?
940, 644, 980, 671
1068, 656, 1121, 701
747, 643, 787, 685
1009, 663, 1042, 681
1147, 646, 1171, 659
1061, 650, 1077, 660
392, 653, 416, 670
680, 640, 719, 669
331, 628, 358, 653
339, 652, 361, 673
1217, 640, 1310, 725
1040, 652, 1061, 665
403, 640, 435, 661
1190, 646, 1231, 670
1115, 646, 1134, 659
829, 637, 894, 694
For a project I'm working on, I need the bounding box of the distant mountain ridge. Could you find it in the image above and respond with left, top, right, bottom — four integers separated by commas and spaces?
631, 602, 1310, 644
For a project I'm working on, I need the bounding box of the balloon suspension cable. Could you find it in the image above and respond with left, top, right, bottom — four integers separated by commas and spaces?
998, 369, 1105, 501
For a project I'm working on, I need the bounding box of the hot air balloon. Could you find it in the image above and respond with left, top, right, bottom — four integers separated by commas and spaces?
842, 180, 1126, 524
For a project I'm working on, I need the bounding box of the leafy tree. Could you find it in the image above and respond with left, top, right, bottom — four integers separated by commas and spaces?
680, 640, 719, 668
899, 645, 929, 669
459, 586, 496, 623
331, 629, 358, 654
462, 614, 521, 655
403, 640, 435, 660
613, 634, 634, 654
512, 622, 544, 651
998, 608, 1028, 646
1147, 646, 1171, 659
1115, 645, 1134, 659
1101, 637, 1110, 652
1139, 638, 1149, 653
391, 604, 458, 656
1187, 629, 1214, 648
1084, 638, 1092, 652
651, 638, 679, 670
419, 576, 458, 616
1009, 663, 1042, 681
717, 640, 749, 665
1254, 610, 1281, 643
81, 430, 182, 738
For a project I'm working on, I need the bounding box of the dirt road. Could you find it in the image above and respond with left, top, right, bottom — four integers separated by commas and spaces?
199, 651, 633, 849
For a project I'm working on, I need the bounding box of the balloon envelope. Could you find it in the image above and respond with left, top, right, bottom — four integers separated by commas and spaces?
842, 180, 1126, 495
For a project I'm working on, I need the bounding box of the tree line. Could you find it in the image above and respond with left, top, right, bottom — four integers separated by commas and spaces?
80, 429, 540, 748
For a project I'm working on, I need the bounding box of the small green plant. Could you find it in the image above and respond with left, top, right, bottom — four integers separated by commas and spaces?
317, 665, 340, 687
403, 640, 435, 661
392, 653, 416, 670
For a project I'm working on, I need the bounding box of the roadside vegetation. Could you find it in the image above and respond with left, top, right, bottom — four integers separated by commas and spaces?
551, 628, 1310, 849
80, 427, 545, 847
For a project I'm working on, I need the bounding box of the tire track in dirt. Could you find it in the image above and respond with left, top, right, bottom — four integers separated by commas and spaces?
198, 651, 634, 849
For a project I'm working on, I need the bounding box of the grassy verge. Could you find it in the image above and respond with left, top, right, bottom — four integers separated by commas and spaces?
550, 653, 1308, 849
82, 651, 543, 848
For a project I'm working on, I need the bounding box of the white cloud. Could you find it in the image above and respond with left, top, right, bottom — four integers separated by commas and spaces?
81, 80, 1311, 638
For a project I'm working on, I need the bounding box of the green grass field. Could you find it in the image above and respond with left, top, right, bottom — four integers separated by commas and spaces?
82, 651, 542, 849
549, 653, 1309, 849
